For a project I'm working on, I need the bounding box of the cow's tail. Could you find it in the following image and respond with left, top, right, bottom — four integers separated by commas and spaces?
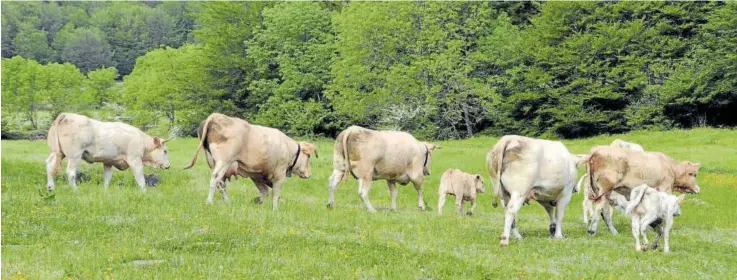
48, 113, 66, 176
626, 185, 647, 216
587, 155, 601, 201
575, 174, 587, 193
341, 128, 352, 181
490, 137, 512, 208
184, 114, 215, 169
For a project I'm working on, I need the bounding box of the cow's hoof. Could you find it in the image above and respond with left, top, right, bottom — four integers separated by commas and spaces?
252, 197, 264, 204
587, 230, 596, 236
549, 224, 557, 235
466, 212, 473, 216
652, 243, 659, 250
326, 203, 334, 209
499, 239, 509, 247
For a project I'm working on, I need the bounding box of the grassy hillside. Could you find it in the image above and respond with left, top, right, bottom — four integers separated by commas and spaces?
2, 128, 737, 278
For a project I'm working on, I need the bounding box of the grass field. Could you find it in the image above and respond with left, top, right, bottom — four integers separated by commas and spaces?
2, 128, 737, 279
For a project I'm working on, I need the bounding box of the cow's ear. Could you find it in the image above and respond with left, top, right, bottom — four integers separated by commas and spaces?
678, 194, 685, 205
153, 137, 162, 147
475, 174, 482, 181
692, 162, 701, 168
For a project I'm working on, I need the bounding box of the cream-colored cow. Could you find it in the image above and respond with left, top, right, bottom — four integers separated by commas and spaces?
487, 135, 586, 246
45, 113, 170, 192
437, 169, 485, 216
327, 126, 438, 212
185, 113, 317, 210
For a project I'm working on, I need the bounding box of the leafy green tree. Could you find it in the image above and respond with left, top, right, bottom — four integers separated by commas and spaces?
123, 45, 227, 135
13, 24, 57, 64
59, 27, 113, 73
86, 67, 119, 106
248, 2, 334, 136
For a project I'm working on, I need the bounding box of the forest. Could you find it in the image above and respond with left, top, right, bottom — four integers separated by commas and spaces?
2, 1, 736, 139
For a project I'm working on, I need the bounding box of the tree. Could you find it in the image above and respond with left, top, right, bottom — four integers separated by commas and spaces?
86, 67, 119, 107
123, 45, 226, 135
13, 24, 57, 64
59, 27, 113, 73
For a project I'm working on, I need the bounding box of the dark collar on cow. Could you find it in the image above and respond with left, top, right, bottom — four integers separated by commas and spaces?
286, 143, 301, 177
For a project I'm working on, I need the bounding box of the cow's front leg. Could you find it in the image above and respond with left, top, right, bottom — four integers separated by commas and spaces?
271, 177, 287, 211
103, 164, 113, 189
252, 179, 269, 204
387, 181, 398, 211
500, 193, 525, 246
129, 159, 147, 192
411, 179, 426, 211
358, 177, 376, 213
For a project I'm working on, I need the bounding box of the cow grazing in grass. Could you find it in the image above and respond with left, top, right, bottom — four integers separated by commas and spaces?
487, 135, 586, 246
185, 113, 317, 210
579, 139, 645, 234
327, 126, 438, 212
627, 184, 685, 253
586, 146, 700, 235
437, 169, 485, 216
45, 113, 170, 192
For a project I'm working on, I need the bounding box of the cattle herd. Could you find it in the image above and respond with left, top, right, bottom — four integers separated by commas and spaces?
43, 112, 702, 252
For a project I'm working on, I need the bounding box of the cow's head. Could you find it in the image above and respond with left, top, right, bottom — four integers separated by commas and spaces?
473, 174, 485, 194
421, 142, 440, 176
292, 142, 318, 179
674, 161, 700, 194
146, 137, 171, 169
670, 194, 686, 217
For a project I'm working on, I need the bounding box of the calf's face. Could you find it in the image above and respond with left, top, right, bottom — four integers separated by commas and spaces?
292, 142, 318, 179
148, 137, 171, 169
674, 161, 700, 194
474, 174, 485, 194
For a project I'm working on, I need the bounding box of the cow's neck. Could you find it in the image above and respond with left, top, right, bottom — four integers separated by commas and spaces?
141, 134, 157, 162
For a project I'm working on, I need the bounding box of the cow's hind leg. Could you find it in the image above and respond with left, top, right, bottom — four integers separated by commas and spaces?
358, 177, 376, 213
218, 180, 229, 202
327, 169, 344, 208
207, 161, 230, 204
500, 192, 525, 246
602, 204, 618, 235
662, 217, 673, 253
542, 203, 557, 237
467, 198, 477, 216
632, 216, 642, 251
552, 191, 573, 239
454, 194, 464, 215
45, 153, 63, 191
65, 152, 83, 191
437, 192, 447, 215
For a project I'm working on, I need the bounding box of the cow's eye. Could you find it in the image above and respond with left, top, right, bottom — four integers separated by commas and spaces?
693, 173, 697, 177
164, 150, 168, 154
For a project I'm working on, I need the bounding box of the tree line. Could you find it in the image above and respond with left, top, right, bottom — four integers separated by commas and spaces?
2, 1, 736, 139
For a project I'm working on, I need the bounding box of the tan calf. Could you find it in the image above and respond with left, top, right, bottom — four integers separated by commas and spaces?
437, 169, 485, 216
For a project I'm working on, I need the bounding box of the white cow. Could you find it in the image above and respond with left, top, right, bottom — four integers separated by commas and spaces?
627, 184, 685, 253
487, 135, 585, 246
45, 113, 171, 192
